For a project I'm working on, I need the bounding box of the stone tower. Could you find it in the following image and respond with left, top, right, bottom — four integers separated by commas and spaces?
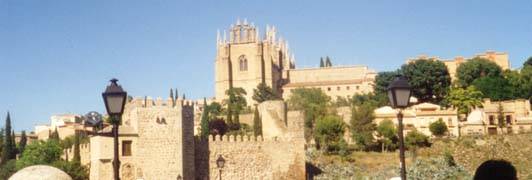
215, 19, 295, 105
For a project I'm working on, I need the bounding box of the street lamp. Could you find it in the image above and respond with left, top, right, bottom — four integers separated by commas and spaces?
387, 75, 412, 180
216, 155, 225, 180
102, 78, 127, 180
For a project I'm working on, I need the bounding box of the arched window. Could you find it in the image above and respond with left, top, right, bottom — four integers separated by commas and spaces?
239, 55, 248, 71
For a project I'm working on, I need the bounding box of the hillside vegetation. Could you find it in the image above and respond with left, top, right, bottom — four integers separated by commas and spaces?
308, 133, 532, 179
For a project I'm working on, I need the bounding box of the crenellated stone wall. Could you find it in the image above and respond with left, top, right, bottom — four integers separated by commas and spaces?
195, 100, 306, 180
62, 143, 91, 166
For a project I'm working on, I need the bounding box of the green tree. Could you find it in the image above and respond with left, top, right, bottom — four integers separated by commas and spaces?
73, 131, 81, 163
429, 118, 448, 137
49, 127, 60, 141
401, 59, 451, 103
19, 130, 27, 155
334, 96, 350, 107
208, 102, 222, 119
16, 140, 62, 169
506, 67, 532, 102
325, 56, 332, 67
456, 57, 503, 87
319, 57, 325, 67
444, 86, 483, 117
472, 76, 516, 101
52, 160, 89, 180
223, 87, 247, 130
350, 93, 388, 108
350, 103, 376, 150
252, 106, 262, 136
524, 56, 532, 67
252, 83, 278, 103
314, 115, 345, 153
405, 130, 430, 160
2, 112, 16, 163
0, 128, 4, 158
200, 98, 210, 138
0, 159, 16, 179
376, 119, 397, 152
374, 71, 401, 95
287, 88, 330, 141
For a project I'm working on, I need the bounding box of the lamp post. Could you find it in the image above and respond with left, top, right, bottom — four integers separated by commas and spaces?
387, 75, 412, 180
216, 155, 225, 180
102, 78, 127, 180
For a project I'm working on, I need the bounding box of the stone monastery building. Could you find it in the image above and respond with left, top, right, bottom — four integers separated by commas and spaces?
215, 19, 376, 104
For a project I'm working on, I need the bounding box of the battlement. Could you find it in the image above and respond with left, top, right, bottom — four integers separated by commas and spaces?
127, 96, 198, 109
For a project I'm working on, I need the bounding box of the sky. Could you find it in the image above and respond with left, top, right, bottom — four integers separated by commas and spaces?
1, 1, 531, 132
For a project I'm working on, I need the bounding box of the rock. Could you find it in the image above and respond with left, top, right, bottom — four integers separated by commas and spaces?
9, 165, 72, 180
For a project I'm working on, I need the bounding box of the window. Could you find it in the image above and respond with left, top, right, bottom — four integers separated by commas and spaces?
505, 115, 512, 125
489, 115, 495, 125
122, 140, 132, 156
346, 86, 350, 90
356, 86, 360, 90
327, 87, 331, 91
337, 86, 340, 91
239, 55, 248, 71
448, 118, 453, 126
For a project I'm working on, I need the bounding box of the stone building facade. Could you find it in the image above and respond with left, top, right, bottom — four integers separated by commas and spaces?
89, 97, 195, 180
88, 98, 305, 180
215, 20, 376, 104
373, 102, 460, 138
283, 66, 376, 101
462, 99, 532, 136
407, 51, 511, 81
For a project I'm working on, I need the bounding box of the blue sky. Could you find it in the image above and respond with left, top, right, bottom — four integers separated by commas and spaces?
1, 1, 531, 132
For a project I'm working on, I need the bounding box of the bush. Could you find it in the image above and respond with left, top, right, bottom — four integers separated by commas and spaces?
209, 118, 228, 136
0, 159, 17, 179
16, 140, 62, 170
405, 130, 430, 149
52, 160, 89, 180
314, 115, 346, 154
429, 118, 448, 137
406, 156, 470, 179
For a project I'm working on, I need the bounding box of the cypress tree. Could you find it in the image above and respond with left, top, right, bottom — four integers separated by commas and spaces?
320, 57, 325, 67
50, 127, 60, 141
73, 131, 81, 162
175, 89, 179, 101
170, 88, 174, 99
325, 56, 332, 67
200, 98, 210, 138
253, 106, 262, 136
19, 130, 27, 154
11, 130, 16, 155
2, 112, 15, 163
0, 128, 3, 158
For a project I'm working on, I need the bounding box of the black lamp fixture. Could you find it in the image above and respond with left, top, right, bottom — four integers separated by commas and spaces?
216, 155, 225, 169
387, 75, 412, 109
216, 155, 225, 180
102, 78, 127, 180
387, 75, 412, 180
102, 78, 128, 118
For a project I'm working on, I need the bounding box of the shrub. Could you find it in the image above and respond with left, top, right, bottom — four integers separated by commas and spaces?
52, 160, 89, 180
429, 118, 448, 137
406, 156, 470, 180
314, 115, 346, 154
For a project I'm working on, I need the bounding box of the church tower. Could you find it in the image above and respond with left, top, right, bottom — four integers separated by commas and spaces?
215, 19, 295, 105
